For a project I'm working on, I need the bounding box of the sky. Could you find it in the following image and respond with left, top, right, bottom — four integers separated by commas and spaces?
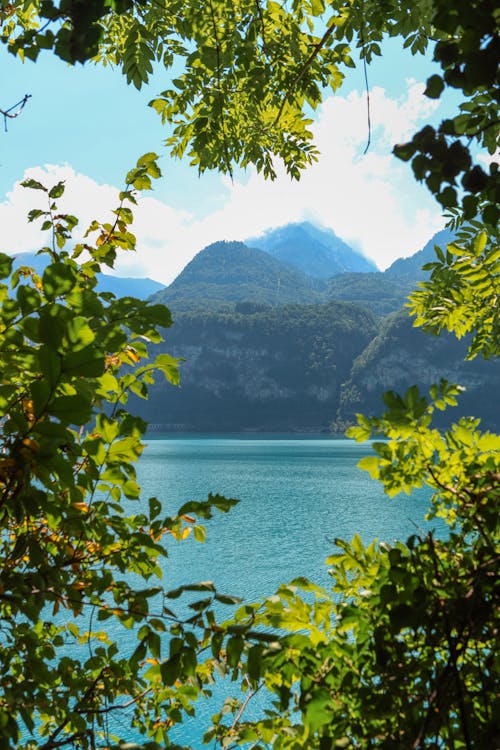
0, 36, 455, 284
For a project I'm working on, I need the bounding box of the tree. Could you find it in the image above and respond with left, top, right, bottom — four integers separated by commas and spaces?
3, 0, 498, 208
0, 157, 242, 747
0, 0, 498, 747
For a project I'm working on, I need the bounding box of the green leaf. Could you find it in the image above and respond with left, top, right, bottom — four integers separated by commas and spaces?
48, 181, 65, 199
62, 346, 103, 377
155, 353, 180, 385
193, 525, 206, 543
21, 178, 47, 191
160, 653, 181, 685
51, 395, 92, 425
424, 74, 444, 99
226, 636, 244, 669
0, 253, 14, 279
357, 455, 380, 479
66, 317, 96, 349
214, 593, 243, 605
305, 689, 332, 733
247, 645, 263, 681
473, 230, 487, 255
182, 647, 197, 677
42, 262, 77, 299
382, 391, 406, 411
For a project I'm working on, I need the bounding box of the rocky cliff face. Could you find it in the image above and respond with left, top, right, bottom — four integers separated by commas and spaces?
336, 310, 500, 430
137, 302, 377, 431
135, 302, 500, 432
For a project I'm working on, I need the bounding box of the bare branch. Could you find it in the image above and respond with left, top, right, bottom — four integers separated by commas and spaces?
1, 94, 31, 132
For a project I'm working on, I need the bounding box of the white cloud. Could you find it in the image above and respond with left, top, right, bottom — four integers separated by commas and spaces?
0, 81, 445, 281
181, 81, 444, 271
0, 165, 118, 255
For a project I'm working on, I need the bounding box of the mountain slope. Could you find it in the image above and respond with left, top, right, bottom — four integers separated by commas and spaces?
323, 229, 455, 315
248, 221, 377, 278
152, 240, 321, 312
335, 309, 500, 430
385, 228, 454, 278
137, 301, 378, 431
324, 272, 416, 317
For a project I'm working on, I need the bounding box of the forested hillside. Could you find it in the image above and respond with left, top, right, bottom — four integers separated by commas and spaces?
152, 240, 321, 312
335, 310, 500, 431
138, 302, 377, 431
324, 272, 415, 316
138, 302, 500, 432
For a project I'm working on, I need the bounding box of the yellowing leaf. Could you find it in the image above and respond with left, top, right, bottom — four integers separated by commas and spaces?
357, 455, 380, 479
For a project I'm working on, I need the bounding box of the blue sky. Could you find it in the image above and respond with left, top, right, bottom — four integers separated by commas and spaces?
1, 37, 454, 282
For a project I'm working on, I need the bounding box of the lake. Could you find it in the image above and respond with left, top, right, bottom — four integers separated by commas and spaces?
52, 434, 435, 746
137, 435, 433, 600
124, 435, 434, 744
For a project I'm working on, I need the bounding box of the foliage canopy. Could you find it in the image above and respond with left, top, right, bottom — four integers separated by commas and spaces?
0, 0, 499, 747
2, 0, 499, 214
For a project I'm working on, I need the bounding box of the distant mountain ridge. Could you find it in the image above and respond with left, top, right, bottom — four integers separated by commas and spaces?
248, 221, 377, 278
152, 225, 453, 317
385, 228, 453, 278
11, 251, 165, 299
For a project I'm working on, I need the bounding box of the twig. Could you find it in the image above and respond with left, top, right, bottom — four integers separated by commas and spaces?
1, 94, 31, 132
228, 677, 263, 733
254, 0, 267, 51
273, 17, 338, 128
426, 465, 496, 553
40, 669, 106, 749
207, 0, 233, 180
359, 4, 371, 154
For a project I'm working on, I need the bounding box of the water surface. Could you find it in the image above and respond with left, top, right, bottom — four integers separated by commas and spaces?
137, 435, 432, 599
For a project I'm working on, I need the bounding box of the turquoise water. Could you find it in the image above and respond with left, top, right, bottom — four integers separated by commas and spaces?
97, 436, 436, 745
137, 435, 432, 600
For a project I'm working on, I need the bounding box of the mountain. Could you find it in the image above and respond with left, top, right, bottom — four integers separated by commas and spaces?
385, 228, 454, 278
135, 301, 378, 432
11, 251, 165, 299
322, 229, 456, 316
324, 272, 415, 317
334, 309, 500, 431
151, 240, 321, 312
150, 226, 458, 319
248, 222, 377, 278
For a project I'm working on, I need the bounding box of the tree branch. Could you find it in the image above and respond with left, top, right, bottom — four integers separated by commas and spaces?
0, 94, 31, 132
273, 17, 338, 128
207, 0, 233, 180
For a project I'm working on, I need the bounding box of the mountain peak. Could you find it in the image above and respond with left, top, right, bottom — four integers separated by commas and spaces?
152, 238, 320, 311
247, 222, 377, 278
